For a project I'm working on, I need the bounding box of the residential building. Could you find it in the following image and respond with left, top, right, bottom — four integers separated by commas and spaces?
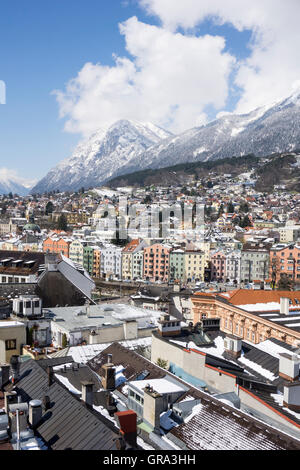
184, 250, 206, 283
101, 245, 122, 280
143, 243, 172, 283
0, 321, 26, 363
270, 243, 300, 283
241, 242, 271, 282
43, 237, 71, 257
121, 239, 146, 280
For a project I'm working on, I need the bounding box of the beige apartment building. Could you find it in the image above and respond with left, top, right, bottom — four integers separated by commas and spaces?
0, 321, 26, 363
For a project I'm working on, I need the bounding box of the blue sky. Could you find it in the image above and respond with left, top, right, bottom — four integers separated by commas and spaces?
0, 0, 299, 184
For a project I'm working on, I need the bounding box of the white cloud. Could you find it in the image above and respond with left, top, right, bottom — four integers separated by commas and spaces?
54, 16, 235, 136
140, 0, 300, 113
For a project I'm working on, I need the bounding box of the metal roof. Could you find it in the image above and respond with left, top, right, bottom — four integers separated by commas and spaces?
5, 359, 119, 450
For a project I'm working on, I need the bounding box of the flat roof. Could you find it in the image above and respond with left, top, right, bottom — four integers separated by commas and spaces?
0, 320, 25, 328
130, 377, 186, 395
48, 303, 163, 332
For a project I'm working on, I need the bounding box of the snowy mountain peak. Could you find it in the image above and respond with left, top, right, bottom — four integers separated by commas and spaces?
32, 89, 300, 193
32, 120, 173, 193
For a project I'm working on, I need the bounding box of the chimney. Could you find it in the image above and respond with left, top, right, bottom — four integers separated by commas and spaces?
81, 381, 94, 409
47, 365, 54, 387
4, 390, 18, 413
28, 400, 43, 427
43, 395, 51, 411
102, 355, 115, 391
280, 297, 290, 316
143, 385, 164, 434
224, 334, 242, 359
283, 382, 300, 412
114, 410, 137, 449
279, 353, 300, 382
10, 355, 20, 384
0, 364, 10, 389
8, 402, 29, 434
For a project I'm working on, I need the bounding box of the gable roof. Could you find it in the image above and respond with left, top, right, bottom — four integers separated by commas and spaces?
170, 389, 300, 450
4, 359, 119, 450
87, 343, 300, 450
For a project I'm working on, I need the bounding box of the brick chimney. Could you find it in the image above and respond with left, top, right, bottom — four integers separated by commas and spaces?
102, 354, 115, 391
81, 381, 94, 409
279, 353, 300, 382
114, 410, 137, 448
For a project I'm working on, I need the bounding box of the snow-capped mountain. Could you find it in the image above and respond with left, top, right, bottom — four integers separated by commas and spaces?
32, 120, 173, 193
137, 90, 300, 170
0, 170, 31, 196
32, 90, 300, 193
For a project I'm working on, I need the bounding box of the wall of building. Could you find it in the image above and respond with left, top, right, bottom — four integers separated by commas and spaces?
0, 324, 26, 363
238, 386, 300, 440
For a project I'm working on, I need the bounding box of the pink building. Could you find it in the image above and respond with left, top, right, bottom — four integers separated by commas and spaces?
143, 243, 171, 282
211, 250, 226, 281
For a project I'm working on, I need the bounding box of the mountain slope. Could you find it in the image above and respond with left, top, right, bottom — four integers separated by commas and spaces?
32, 120, 172, 193
32, 90, 300, 193
136, 91, 300, 170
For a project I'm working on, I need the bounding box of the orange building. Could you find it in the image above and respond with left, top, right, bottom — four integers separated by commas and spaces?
192, 289, 300, 347
92, 247, 101, 278
270, 244, 300, 283
43, 237, 71, 257
143, 243, 171, 283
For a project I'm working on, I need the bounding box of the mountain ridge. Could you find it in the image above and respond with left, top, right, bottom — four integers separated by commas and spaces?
32, 90, 300, 193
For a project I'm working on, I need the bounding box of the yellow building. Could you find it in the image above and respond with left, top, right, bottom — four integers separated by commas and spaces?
0, 320, 26, 363
184, 250, 206, 283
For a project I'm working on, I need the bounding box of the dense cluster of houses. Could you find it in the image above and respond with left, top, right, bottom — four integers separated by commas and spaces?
1, 171, 300, 450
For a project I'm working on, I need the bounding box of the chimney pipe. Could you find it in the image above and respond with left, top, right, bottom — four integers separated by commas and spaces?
43, 395, 51, 411
29, 400, 43, 427
47, 365, 54, 387
10, 355, 20, 384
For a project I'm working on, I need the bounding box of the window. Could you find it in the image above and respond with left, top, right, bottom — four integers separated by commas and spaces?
5, 339, 16, 351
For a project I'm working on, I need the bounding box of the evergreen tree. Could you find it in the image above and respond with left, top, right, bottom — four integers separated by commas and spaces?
45, 201, 54, 215
57, 214, 68, 231
62, 333, 68, 348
